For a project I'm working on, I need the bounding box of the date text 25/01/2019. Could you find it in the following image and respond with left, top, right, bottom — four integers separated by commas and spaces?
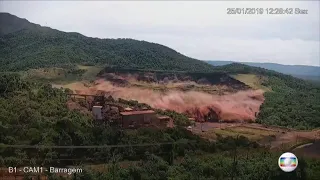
227, 8, 308, 15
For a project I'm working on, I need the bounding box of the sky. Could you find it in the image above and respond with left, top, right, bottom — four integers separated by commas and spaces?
1, 1, 319, 66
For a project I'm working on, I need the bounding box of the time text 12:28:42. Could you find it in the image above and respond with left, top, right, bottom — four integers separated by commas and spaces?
227, 8, 308, 15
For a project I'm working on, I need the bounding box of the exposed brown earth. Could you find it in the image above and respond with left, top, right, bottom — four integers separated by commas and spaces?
62, 78, 264, 123
191, 122, 320, 158
97, 67, 250, 91
293, 141, 320, 158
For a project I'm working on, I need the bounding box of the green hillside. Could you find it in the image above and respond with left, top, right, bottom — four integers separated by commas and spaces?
0, 12, 40, 35
215, 63, 320, 129
1, 13, 319, 130
0, 13, 213, 72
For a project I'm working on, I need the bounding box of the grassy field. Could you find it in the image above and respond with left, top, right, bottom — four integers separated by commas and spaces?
199, 126, 279, 141
231, 74, 271, 91
21, 65, 103, 84
196, 124, 319, 153
77, 65, 103, 81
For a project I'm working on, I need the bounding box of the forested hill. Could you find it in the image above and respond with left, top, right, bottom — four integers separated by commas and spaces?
0, 13, 213, 72
207, 60, 320, 81
215, 63, 320, 129
1, 13, 320, 129
0, 13, 41, 35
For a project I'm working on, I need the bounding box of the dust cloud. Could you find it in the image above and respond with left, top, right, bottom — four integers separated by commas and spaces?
68, 79, 265, 122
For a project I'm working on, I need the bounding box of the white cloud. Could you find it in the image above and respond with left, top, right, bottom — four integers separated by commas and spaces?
1, 1, 319, 66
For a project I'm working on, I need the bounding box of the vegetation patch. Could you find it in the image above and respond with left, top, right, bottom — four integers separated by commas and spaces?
21, 65, 102, 84
77, 65, 103, 81
231, 74, 271, 91
0, 27, 214, 72
227, 126, 278, 137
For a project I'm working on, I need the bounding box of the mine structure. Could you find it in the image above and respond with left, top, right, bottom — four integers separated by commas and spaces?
67, 93, 173, 129
120, 110, 166, 128
67, 93, 106, 110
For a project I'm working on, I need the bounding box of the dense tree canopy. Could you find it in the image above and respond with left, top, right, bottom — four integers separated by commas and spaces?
65, 152, 320, 180
0, 27, 214, 72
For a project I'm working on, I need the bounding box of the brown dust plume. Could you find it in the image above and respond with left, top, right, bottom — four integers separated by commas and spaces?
68, 79, 265, 122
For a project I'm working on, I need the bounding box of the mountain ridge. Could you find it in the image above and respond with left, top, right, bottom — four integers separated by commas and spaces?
0, 12, 41, 35
0, 12, 214, 72
207, 60, 320, 76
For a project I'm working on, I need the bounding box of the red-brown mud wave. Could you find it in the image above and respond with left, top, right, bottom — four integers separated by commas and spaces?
71, 79, 265, 122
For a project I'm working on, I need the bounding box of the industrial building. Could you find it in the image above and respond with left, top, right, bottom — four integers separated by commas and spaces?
157, 115, 174, 128
120, 110, 158, 128
92, 106, 103, 120
119, 110, 174, 129
68, 93, 175, 129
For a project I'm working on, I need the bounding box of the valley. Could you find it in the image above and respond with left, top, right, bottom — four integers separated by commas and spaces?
1, 11, 320, 180
47, 66, 320, 155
